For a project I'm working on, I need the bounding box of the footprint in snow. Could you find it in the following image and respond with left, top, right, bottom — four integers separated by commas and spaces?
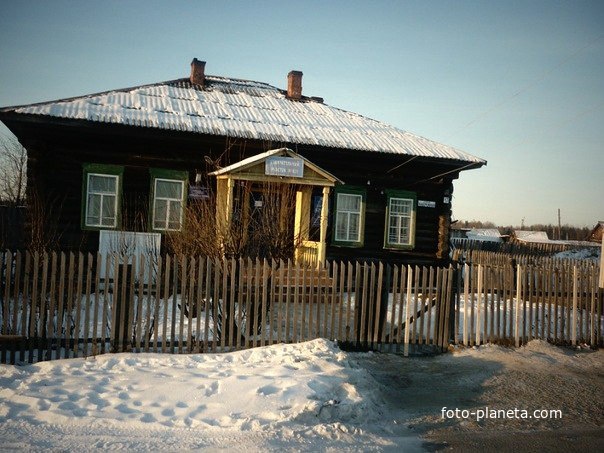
58, 401, 88, 417
116, 403, 138, 414
205, 381, 220, 397
87, 392, 110, 409
140, 413, 156, 423
161, 408, 175, 417
37, 399, 51, 411
257, 384, 280, 396
68, 393, 83, 402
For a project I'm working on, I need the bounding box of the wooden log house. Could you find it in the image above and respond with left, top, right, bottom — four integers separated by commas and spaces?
0, 58, 486, 267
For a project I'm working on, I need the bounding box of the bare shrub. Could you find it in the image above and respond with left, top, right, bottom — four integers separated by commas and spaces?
167, 181, 303, 261
165, 180, 305, 348
245, 182, 300, 261
26, 188, 63, 253
166, 190, 221, 258
0, 137, 27, 206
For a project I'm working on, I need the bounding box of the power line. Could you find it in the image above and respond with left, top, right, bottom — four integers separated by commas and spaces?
448, 33, 604, 140
508, 99, 604, 149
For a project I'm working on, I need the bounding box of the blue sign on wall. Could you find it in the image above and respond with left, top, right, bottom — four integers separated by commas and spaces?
265, 157, 304, 178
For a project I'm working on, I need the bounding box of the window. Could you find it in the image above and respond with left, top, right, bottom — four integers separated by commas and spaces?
150, 169, 188, 232
152, 179, 184, 231
384, 190, 416, 249
86, 174, 118, 227
332, 187, 365, 247
82, 164, 123, 230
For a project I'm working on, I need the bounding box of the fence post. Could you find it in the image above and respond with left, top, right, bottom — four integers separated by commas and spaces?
113, 257, 134, 354
377, 262, 390, 349
0, 252, 7, 363
453, 263, 461, 345
515, 264, 522, 347
476, 264, 483, 346
462, 263, 469, 346
598, 231, 604, 292
572, 265, 577, 347
441, 264, 455, 352
600, 232, 604, 347
403, 265, 412, 357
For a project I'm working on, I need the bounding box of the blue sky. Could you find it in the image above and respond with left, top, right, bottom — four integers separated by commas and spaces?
1, 0, 602, 227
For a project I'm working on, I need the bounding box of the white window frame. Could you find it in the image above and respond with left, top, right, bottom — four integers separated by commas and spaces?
85, 173, 119, 228
385, 196, 415, 248
334, 192, 363, 243
152, 178, 185, 231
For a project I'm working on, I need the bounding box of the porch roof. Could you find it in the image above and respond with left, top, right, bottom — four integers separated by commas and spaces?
208, 148, 343, 186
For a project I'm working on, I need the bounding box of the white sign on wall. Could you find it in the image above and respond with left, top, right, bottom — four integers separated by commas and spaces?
418, 200, 436, 208
265, 156, 304, 178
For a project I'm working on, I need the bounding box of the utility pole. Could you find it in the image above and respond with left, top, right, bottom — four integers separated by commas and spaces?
557, 209, 562, 240
599, 228, 603, 347
600, 224, 603, 290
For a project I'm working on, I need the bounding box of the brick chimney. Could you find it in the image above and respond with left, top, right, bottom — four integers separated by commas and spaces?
287, 70, 303, 100
190, 58, 206, 87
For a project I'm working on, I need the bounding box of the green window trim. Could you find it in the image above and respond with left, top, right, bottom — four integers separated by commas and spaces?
149, 168, 189, 233
81, 163, 124, 231
383, 189, 417, 250
331, 185, 366, 248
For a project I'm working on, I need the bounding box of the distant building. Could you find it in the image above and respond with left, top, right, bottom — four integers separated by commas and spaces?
588, 221, 604, 244
514, 229, 599, 249
466, 228, 503, 243
450, 228, 471, 240
513, 230, 550, 244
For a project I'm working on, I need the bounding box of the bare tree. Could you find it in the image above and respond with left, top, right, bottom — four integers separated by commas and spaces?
167, 180, 302, 261
0, 136, 27, 206
26, 187, 63, 252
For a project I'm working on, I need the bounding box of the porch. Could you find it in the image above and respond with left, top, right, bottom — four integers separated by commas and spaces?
209, 148, 341, 268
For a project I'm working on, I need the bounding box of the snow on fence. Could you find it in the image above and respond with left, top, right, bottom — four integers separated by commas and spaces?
0, 250, 602, 365
450, 238, 573, 254
452, 247, 600, 267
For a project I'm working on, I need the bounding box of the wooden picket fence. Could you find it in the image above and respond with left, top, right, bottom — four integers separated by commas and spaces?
451, 238, 599, 255
0, 250, 602, 364
451, 238, 570, 254
454, 263, 602, 348
452, 247, 599, 268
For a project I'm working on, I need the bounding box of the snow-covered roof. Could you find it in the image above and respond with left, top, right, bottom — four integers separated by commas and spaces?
467, 228, 502, 238
514, 230, 550, 243
466, 228, 503, 242
515, 230, 600, 248
1, 76, 486, 165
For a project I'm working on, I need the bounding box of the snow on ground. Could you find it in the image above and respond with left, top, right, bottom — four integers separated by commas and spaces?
402, 341, 604, 452
1, 338, 602, 452
554, 247, 600, 260
0, 339, 424, 451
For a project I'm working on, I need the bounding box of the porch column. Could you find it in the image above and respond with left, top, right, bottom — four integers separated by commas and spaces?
294, 187, 312, 264
318, 186, 330, 266
216, 176, 235, 249
598, 231, 604, 292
